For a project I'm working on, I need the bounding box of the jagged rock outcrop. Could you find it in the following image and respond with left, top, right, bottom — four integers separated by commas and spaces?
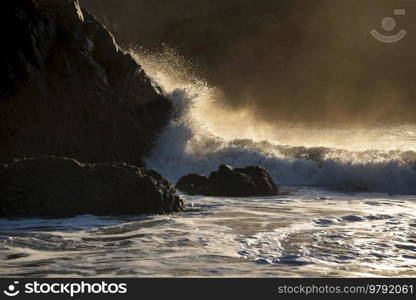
0, 157, 184, 218
176, 164, 279, 197
0, 0, 171, 165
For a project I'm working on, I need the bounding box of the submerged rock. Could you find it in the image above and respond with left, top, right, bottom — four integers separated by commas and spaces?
0, 0, 171, 166
0, 157, 184, 218
176, 164, 279, 197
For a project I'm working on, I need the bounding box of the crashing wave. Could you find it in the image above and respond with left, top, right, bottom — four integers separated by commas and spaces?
134, 49, 416, 194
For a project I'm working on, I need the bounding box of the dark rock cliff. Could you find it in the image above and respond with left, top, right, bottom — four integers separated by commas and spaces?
0, 0, 172, 165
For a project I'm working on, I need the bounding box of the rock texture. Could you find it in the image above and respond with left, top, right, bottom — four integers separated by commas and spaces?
176, 164, 279, 197
0, 0, 171, 165
0, 157, 184, 218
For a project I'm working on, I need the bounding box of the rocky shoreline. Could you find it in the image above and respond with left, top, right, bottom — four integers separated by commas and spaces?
0, 0, 280, 218
0, 0, 180, 217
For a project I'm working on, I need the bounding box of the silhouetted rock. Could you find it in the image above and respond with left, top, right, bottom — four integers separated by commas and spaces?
175, 173, 211, 196
0, 0, 171, 165
0, 157, 184, 218
176, 164, 279, 196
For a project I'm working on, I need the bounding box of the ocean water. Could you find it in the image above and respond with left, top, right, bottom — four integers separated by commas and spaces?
1, 191, 416, 277
1, 50, 416, 277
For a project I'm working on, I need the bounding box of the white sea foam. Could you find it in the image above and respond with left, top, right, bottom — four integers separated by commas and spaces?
2, 191, 416, 277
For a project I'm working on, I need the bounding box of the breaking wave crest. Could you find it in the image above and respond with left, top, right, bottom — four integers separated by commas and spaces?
133, 49, 416, 194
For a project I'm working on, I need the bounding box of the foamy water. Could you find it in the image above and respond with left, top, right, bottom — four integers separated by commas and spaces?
1, 190, 416, 277
0, 49, 415, 278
